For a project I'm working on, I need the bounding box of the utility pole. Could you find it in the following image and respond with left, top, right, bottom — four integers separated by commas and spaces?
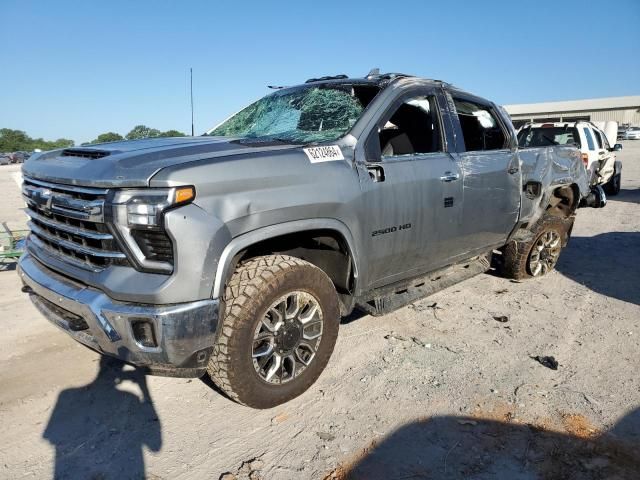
190, 67, 195, 136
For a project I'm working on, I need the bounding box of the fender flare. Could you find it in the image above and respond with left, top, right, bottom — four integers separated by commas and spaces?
211, 218, 360, 299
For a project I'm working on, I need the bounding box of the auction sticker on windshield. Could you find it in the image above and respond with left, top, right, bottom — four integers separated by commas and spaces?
303, 146, 344, 163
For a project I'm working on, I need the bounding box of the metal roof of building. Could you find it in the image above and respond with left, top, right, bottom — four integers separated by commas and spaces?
504, 96, 640, 115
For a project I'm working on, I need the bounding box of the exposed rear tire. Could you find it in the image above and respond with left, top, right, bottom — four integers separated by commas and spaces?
501, 215, 573, 280
207, 254, 340, 408
603, 173, 621, 196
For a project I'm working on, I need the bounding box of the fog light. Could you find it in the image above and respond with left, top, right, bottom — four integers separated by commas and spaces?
131, 319, 158, 348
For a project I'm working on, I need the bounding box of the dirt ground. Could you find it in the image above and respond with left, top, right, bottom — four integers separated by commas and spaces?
1, 143, 639, 480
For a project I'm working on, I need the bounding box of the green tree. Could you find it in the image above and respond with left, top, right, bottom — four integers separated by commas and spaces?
0, 128, 32, 151
90, 132, 124, 144
125, 125, 162, 140
0, 128, 73, 151
159, 129, 186, 137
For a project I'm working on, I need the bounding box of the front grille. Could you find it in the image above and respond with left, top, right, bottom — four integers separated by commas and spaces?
23, 177, 127, 270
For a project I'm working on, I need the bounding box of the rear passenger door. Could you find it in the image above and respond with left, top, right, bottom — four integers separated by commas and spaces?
446, 94, 521, 254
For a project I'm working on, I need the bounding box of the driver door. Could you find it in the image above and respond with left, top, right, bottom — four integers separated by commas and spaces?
356, 88, 465, 289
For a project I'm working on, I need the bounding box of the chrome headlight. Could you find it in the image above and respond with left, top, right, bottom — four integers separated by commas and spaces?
111, 186, 195, 273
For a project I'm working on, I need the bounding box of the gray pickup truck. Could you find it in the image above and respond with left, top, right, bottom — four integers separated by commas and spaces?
18, 72, 606, 408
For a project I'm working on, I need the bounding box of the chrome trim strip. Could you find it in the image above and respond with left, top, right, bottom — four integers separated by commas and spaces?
25, 208, 113, 240
22, 184, 105, 223
23, 176, 109, 195
28, 222, 126, 259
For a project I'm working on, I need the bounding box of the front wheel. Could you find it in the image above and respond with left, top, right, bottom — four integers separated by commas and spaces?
500, 215, 573, 280
603, 172, 621, 196
207, 255, 340, 408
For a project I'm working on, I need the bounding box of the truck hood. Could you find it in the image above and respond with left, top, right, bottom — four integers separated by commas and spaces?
22, 136, 298, 188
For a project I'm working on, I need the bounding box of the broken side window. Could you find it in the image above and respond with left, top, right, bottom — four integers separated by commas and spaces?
378, 96, 442, 157
453, 99, 507, 152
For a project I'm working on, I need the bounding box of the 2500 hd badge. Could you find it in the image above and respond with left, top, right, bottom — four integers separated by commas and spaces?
372, 223, 412, 237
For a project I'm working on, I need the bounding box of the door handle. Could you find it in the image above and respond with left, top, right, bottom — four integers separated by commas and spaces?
440, 172, 460, 182
508, 166, 519, 174
367, 165, 385, 182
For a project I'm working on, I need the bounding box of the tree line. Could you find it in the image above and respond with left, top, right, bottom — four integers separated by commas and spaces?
88, 125, 186, 144
0, 128, 74, 152
0, 125, 187, 152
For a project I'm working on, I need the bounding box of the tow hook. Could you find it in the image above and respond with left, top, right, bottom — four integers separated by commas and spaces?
580, 185, 607, 208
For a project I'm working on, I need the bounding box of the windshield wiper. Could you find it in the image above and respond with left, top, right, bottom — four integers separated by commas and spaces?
237, 136, 304, 146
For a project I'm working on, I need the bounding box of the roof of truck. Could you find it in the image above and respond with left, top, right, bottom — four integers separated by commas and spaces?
298, 72, 493, 104
299, 71, 449, 89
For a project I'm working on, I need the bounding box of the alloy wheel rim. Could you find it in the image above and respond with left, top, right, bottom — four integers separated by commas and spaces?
528, 230, 561, 277
252, 291, 323, 384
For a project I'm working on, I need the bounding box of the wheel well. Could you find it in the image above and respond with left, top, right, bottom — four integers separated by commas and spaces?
546, 184, 579, 218
232, 229, 355, 295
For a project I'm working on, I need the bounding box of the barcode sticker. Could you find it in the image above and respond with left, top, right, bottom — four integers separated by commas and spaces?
303, 145, 344, 163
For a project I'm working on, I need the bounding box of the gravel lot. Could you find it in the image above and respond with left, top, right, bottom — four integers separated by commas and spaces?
1, 143, 639, 480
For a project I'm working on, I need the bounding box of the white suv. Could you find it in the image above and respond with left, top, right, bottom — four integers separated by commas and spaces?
517, 121, 622, 195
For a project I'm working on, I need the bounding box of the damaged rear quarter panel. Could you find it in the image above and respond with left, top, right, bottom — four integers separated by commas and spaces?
517, 145, 590, 226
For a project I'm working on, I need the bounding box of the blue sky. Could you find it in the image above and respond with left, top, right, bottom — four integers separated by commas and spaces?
1, 0, 639, 144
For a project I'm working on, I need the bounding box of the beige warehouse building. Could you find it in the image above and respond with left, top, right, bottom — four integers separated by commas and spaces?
503, 96, 640, 129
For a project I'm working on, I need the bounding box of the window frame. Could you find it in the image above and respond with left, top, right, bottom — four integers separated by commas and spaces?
451, 96, 510, 153
364, 88, 447, 164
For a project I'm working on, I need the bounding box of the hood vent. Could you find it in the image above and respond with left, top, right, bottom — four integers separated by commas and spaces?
61, 148, 110, 160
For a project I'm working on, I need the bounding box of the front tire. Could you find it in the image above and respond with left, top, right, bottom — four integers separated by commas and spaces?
501, 215, 573, 280
207, 255, 340, 408
604, 172, 621, 196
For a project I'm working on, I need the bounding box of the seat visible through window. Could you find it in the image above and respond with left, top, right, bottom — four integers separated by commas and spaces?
378, 96, 441, 156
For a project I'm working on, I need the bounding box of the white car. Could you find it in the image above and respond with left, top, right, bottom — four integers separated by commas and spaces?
622, 127, 640, 140
517, 121, 622, 196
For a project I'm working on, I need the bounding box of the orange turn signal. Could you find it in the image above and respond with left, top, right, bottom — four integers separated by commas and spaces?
175, 186, 195, 204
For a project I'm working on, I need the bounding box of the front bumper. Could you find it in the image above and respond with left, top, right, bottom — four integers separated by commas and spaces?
18, 252, 219, 377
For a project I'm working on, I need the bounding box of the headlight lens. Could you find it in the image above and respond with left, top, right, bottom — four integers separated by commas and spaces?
112, 187, 195, 227
110, 186, 195, 273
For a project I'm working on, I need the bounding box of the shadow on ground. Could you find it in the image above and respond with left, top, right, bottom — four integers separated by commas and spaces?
555, 231, 640, 306
339, 408, 640, 479
43, 356, 161, 479
609, 187, 640, 205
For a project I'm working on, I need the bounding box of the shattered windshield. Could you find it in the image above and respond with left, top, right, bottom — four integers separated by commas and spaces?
208, 84, 379, 144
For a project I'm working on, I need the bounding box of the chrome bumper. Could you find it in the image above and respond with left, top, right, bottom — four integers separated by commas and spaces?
18, 252, 219, 377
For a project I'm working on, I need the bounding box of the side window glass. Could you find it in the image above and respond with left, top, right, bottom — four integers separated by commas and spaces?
593, 129, 603, 149
379, 96, 441, 158
453, 99, 506, 151
583, 128, 595, 150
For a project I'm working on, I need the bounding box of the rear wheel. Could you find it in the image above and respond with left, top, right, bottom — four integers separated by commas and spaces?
501, 215, 573, 280
207, 255, 340, 408
604, 172, 621, 196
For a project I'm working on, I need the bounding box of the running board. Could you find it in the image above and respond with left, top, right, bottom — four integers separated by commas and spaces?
356, 255, 491, 316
